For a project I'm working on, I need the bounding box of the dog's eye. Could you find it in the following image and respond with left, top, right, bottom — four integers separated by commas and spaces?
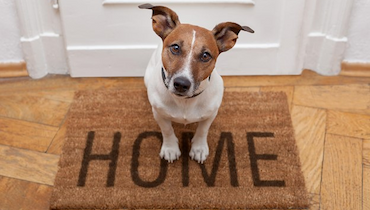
170, 44, 181, 55
200, 52, 212, 62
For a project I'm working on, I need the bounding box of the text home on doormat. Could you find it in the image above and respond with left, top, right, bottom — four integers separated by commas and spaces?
50, 90, 309, 209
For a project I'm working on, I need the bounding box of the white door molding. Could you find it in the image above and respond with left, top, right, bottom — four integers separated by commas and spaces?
15, 0, 69, 79
304, 0, 355, 75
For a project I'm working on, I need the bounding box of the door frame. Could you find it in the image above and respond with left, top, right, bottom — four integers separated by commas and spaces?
16, 0, 354, 78
15, 0, 69, 79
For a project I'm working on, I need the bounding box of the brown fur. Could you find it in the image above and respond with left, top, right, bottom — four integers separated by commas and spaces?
139, 4, 180, 40
140, 4, 254, 85
162, 24, 219, 84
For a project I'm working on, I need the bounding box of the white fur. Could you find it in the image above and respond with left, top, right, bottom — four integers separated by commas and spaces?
144, 40, 224, 163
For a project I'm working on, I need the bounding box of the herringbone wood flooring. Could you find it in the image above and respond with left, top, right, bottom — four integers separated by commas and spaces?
0, 70, 369, 210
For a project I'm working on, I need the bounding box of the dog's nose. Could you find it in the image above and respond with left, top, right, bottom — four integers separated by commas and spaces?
173, 77, 191, 93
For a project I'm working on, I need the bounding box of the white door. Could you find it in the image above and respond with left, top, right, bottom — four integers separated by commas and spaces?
59, 0, 307, 77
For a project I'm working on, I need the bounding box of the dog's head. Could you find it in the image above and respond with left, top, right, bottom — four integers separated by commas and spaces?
139, 4, 254, 98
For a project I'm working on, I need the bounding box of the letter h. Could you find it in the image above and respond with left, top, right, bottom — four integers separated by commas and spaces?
77, 131, 121, 187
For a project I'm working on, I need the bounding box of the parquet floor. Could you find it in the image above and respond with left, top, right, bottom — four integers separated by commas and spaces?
0, 70, 369, 210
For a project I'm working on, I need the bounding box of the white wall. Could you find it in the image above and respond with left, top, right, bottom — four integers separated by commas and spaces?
0, 0, 24, 62
344, 0, 370, 63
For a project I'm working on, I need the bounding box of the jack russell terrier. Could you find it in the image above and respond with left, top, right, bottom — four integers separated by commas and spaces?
139, 4, 254, 163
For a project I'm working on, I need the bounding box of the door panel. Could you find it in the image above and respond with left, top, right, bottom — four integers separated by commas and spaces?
59, 0, 306, 77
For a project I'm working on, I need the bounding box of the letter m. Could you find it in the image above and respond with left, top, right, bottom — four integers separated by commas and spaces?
182, 132, 239, 187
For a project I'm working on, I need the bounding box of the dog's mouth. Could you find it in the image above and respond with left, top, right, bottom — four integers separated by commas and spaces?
172, 91, 189, 98
171, 85, 202, 98
174, 92, 186, 97
165, 73, 206, 98
173, 93, 186, 97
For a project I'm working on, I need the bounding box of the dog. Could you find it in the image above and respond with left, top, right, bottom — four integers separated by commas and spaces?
139, 4, 254, 163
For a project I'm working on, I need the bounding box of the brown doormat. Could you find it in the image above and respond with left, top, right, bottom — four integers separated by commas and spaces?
50, 89, 309, 209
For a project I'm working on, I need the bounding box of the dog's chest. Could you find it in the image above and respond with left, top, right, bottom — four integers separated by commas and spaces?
153, 98, 214, 124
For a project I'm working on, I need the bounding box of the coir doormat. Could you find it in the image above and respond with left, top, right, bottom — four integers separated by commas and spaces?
50, 89, 309, 209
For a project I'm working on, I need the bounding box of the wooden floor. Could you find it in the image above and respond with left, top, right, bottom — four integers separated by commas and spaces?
0, 70, 369, 210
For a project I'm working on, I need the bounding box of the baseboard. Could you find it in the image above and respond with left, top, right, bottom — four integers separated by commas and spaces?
0, 61, 29, 78
341, 61, 370, 77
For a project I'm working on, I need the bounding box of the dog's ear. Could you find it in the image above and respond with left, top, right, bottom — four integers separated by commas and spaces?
139, 3, 180, 40
212, 22, 254, 53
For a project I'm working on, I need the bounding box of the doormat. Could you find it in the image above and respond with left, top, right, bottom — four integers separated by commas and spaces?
50, 89, 309, 209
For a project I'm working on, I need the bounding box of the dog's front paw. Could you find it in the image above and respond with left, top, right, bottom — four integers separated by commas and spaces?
189, 141, 209, 164
160, 142, 181, 163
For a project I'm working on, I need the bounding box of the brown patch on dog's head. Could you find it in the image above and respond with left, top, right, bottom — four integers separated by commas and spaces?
139, 4, 254, 96
161, 24, 219, 84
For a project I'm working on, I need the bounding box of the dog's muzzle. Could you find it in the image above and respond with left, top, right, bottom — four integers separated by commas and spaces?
161, 67, 210, 99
